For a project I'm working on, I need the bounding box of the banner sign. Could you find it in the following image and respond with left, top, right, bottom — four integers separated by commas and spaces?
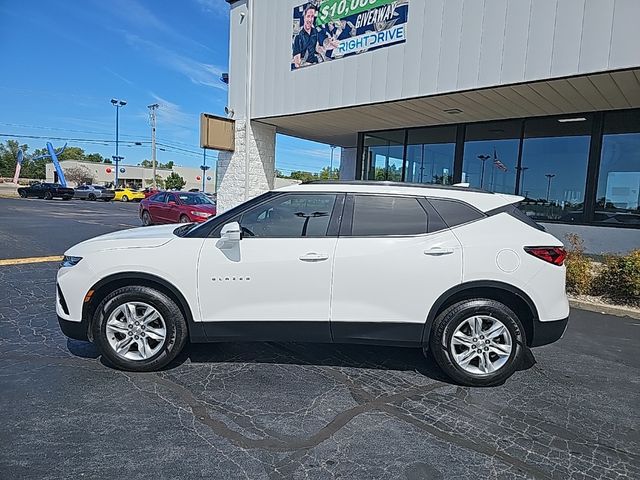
291, 0, 409, 70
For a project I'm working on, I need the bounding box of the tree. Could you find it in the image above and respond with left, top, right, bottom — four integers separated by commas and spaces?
84, 153, 107, 163
289, 171, 317, 182
63, 166, 94, 185
318, 167, 339, 180
58, 146, 86, 161
164, 172, 185, 190
139, 159, 174, 169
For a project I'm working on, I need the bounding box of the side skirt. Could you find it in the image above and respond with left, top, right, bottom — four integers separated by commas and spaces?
192, 321, 424, 347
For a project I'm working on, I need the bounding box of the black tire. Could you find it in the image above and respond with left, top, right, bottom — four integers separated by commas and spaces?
88, 193, 96, 201
121, 195, 129, 202
92, 286, 188, 372
179, 215, 190, 223
18, 190, 27, 198
44, 191, 53, 200
428, 299, 525, 387
142, 210, 152, 226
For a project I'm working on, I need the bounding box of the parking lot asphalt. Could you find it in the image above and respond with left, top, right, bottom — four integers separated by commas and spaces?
1, 197, 639, 479
0, 197, 141, 259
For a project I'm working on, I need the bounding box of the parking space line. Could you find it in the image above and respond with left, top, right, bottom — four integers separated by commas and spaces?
0, 255, 63, 266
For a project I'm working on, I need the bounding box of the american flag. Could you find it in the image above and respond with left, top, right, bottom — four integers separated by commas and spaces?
493, 148, 507, 172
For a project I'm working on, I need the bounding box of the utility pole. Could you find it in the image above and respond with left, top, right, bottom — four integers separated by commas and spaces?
148, 103, 159, 188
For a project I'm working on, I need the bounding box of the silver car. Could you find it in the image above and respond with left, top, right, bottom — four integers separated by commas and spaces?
74, 185, 115, 201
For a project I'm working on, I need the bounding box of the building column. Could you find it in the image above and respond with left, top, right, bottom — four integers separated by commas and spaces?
339, 147, 357, 180
216, 119, 276, 213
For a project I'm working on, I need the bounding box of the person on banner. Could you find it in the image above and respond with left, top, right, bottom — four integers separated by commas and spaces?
292, 3, 338, 68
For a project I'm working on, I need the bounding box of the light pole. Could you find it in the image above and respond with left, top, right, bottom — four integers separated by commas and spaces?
111, 98, 126, 186
330, 145, 337, 179
477, 154, 490, 189
545, 173, 556, 202
148, 103, 159, 188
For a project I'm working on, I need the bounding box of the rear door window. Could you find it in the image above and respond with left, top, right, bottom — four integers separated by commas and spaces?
349, 195, 429, 236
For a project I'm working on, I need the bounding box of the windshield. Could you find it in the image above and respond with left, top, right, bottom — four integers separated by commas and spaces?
178, 194, 213, 206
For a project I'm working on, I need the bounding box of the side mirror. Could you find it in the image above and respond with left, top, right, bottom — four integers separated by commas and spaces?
220, 221, 241, 242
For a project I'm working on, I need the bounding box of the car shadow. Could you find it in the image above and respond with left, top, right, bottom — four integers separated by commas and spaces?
169, 341, 537, 386
66, 339, 537, 387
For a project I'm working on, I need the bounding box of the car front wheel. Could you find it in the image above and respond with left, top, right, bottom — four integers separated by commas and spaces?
428, 299, 525, 387
44, 191, 53, 200
92, 286, 188, 372
19, 190, 27, 198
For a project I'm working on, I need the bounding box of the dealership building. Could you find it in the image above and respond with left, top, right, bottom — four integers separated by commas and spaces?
219, 0, 640, 252
46, 160, 213, 192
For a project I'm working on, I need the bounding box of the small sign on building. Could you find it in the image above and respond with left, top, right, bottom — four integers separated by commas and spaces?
200, 113, 235, 151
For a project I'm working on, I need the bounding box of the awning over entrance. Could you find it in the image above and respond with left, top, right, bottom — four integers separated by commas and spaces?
256, 68, 640, 147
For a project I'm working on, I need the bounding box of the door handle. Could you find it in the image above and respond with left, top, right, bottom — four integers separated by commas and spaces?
424, 247, 454, 256
299, 253, 329, 262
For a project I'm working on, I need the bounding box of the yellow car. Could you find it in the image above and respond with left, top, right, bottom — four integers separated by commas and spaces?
114, 187, 145, 202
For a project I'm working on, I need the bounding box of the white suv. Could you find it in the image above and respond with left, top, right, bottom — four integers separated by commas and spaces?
57, 182, 569, 386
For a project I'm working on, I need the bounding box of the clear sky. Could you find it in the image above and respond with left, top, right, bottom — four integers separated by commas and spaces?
0, 0, 339, 174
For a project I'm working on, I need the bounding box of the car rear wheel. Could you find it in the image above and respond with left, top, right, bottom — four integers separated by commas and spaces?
142, 210, 152, 226
121, 195, 129, 202
179, 215, 190, 223
92, 286, 188, 372
19, 190, 27, 198
88, 193, 96, 201
428, 299, 525, 387
44, 191, 53, 200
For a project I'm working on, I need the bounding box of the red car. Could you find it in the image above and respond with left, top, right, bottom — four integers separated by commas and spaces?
142, 187, 160, 198
139, 191, 216, 226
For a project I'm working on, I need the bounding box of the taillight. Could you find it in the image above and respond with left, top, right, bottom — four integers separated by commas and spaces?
524, 247, 566, 266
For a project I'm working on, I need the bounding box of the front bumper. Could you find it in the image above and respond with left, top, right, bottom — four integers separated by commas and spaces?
530, 316, 569, 347
58, 315, 90, 341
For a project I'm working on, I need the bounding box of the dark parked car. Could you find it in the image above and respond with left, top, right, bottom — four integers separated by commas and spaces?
74, 185, 115, 201
139, 191, 216, 225
18, 182, 74, 200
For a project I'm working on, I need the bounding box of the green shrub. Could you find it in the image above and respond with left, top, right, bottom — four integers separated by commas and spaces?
593, 250, 640, 306
564, 233, 593, 295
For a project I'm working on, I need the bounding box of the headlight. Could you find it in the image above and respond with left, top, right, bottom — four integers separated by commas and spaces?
61, 256, 83, 268
191, 211, 211, 218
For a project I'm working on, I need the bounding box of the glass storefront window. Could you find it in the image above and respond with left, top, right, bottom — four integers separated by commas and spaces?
518, 116, 592, 221
405, 126, 456, 185
363, 131, 404, 181
595, 110, 640, 226
462, 120, 521, 194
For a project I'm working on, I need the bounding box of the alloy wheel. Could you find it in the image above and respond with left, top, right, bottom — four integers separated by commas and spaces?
450, 315, 512, 376
105, 302, 167, 361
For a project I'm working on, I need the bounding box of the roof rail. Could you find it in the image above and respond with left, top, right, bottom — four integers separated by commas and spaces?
301, 180, 492, 194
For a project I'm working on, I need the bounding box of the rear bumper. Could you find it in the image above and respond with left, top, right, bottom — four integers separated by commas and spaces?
530, 316, 569, 347
58, 315, 90, 341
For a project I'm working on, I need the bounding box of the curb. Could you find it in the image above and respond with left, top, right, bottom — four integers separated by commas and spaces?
569, 298, 640, 320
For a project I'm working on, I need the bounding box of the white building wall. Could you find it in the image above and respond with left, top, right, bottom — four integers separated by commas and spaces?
215, 120, 276, 212
246, 0, 640, 119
